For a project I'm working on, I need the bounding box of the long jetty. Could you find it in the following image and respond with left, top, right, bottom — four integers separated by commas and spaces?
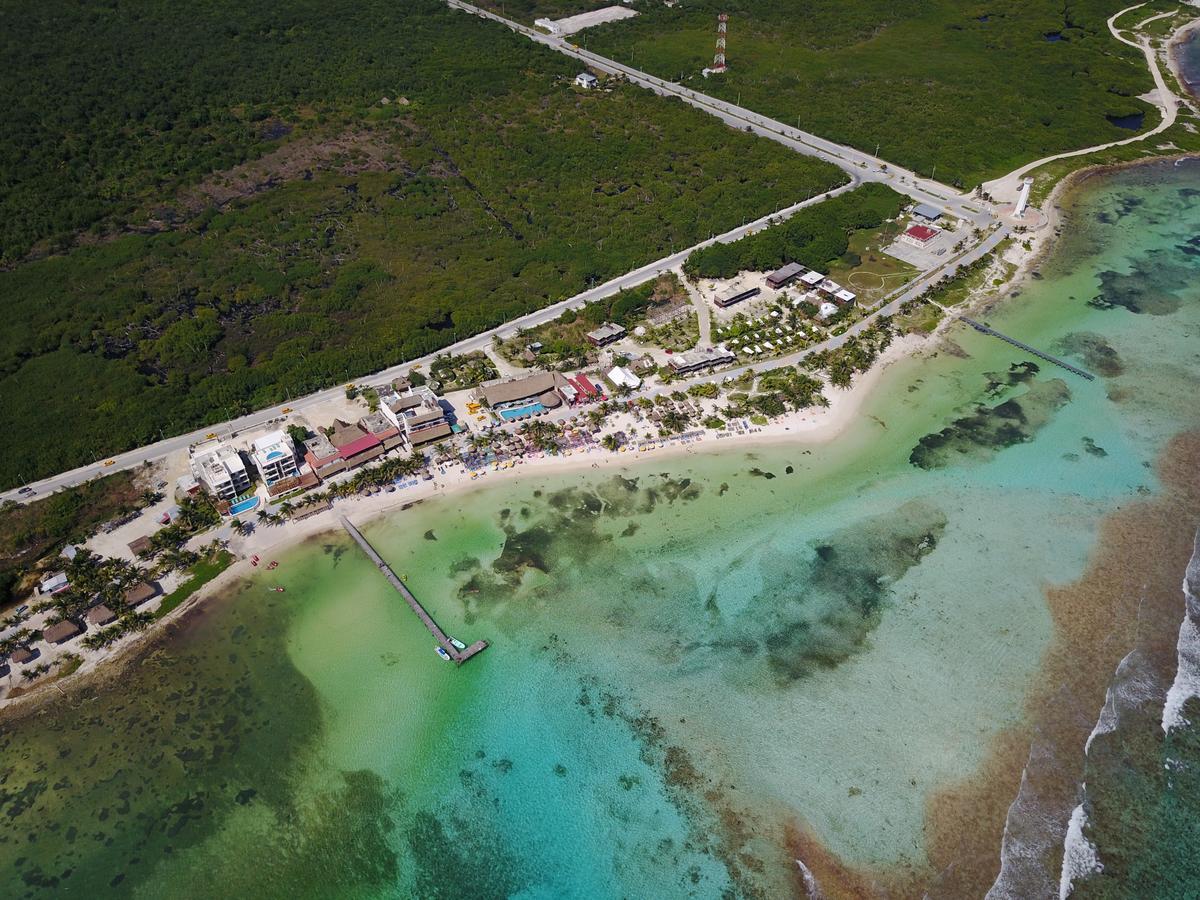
959, 317, 1095, 381
340, 516, 487, 665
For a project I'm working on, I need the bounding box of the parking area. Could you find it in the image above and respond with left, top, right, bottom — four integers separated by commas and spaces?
883, 224, 960, 269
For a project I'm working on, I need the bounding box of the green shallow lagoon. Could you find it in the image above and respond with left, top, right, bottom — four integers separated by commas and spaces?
2, 160, 1199, 898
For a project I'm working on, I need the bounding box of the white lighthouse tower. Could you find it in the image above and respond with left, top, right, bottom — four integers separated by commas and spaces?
1014, 177, 1034, 219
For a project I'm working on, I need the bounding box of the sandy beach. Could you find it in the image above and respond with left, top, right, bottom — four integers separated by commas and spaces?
11, 117, 1195, 708
0, 329, 922, 712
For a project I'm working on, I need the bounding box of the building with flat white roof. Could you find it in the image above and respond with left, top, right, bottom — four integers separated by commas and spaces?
191, 441, 251, 502
251, 430, 299, 486
607, 366, 641, 390
800, 270, 825, 287
575, 72, 598, 89
39, 571, 69, 595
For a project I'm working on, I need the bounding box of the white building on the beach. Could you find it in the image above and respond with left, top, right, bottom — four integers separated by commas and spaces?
191, 440, 251, 502
607, 366, 641, 390
251, 430, 299, 486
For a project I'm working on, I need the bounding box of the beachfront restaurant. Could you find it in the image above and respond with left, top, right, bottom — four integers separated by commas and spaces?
475, 372, 573, 421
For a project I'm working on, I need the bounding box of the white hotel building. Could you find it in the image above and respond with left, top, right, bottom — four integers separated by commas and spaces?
251, 430, 299, 486
190, 440, 251, 502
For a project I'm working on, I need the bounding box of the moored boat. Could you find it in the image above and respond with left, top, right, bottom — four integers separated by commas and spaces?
435, 646, 452, 661
448, 637, 467, 651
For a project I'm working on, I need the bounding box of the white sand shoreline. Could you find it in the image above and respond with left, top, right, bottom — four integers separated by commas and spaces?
0, 332, 922, 713
11, 128, 1194, 709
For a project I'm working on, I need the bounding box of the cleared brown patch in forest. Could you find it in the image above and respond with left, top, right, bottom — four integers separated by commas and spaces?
169, 126, 406, 217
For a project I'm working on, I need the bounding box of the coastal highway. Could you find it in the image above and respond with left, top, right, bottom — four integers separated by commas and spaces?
443, 0, 995, 229
0, 183, 858, 504
539, 223, 1013, 413
2, 5, 1005, 504
3, 202, 1002, 506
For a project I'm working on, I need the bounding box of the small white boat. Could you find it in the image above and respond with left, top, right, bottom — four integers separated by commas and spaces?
448, 637, 467, 651
435, 646, 452, 661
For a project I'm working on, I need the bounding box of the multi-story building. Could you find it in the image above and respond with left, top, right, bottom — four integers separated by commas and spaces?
251, 430, 299, 487
190, 441, 251, 501
380, 386, 453, 446
667, 346, 737, 376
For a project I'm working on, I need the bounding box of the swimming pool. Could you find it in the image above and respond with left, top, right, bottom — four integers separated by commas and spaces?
499, 402, 546, 421
229, 496, 260, 516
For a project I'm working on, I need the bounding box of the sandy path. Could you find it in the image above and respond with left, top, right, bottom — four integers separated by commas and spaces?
982, 3, 1184, 204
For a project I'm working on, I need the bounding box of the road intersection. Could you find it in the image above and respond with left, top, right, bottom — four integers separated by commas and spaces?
4, 1, 1012, 503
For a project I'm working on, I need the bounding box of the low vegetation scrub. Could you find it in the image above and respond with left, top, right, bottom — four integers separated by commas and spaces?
684, 184, 907, 280
0, 0, 844, 489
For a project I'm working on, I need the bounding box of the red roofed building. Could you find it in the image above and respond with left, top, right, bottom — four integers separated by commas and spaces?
901, 224, 940, 246
337, 432, 383, 461
575, 373, 602, 398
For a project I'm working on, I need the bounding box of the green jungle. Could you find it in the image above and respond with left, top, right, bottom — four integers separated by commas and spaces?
550, 0, 1160, 186
0, 0, 845, 489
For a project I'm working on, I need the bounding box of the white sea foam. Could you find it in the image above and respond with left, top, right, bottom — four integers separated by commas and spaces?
1058, 802, 1102, 898
794, 858, 819, 898
1161, 533, 1200, 732
985, 749, 1057, 899
1085, 650, 1135, 755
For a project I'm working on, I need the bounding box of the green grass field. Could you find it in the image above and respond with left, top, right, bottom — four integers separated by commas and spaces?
824, 228, 919, 308
154, 551, 235, 620
577, 0, 1160, 186
0, 0, 845, 488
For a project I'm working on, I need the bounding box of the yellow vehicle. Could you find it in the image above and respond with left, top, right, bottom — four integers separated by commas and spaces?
205, 432, 218, 439
281, 407, 293, 414
103, 459, 115, 467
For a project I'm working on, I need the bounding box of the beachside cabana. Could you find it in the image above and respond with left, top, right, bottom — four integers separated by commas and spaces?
44, 620, 83, 644
86, 604, 118, 627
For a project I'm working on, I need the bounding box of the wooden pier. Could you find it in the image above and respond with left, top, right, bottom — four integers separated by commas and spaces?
959, 317, 1095, 381
340, 516, 487, 665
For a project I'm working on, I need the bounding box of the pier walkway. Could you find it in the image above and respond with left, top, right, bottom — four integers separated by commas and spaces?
340, 516, 487, 665
959, 317, 1095, 381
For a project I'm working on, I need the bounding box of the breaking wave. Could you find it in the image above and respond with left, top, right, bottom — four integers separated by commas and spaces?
1058, 802, 1101, 899
1161, 533, 1200, 732
1051, 530, 1200, 897
794, 858, 820, 899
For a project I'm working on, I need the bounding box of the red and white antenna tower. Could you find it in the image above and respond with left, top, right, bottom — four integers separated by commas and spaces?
712, 13, 728, 72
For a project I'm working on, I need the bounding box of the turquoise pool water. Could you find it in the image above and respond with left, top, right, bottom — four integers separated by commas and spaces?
499, 401, 547, 421
229, 496, 260, 516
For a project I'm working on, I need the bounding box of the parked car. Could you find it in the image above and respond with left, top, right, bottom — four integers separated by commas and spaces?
18, 486, 34, 495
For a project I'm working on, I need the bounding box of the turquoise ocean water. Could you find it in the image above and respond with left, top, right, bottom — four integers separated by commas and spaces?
1, 160, 1198, 898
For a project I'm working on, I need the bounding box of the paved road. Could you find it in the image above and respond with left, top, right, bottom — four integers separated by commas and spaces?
1, 183, 858, 504
444, 0, 994, 229
982, 2, 1185, 202
3, 2, 1005, 505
